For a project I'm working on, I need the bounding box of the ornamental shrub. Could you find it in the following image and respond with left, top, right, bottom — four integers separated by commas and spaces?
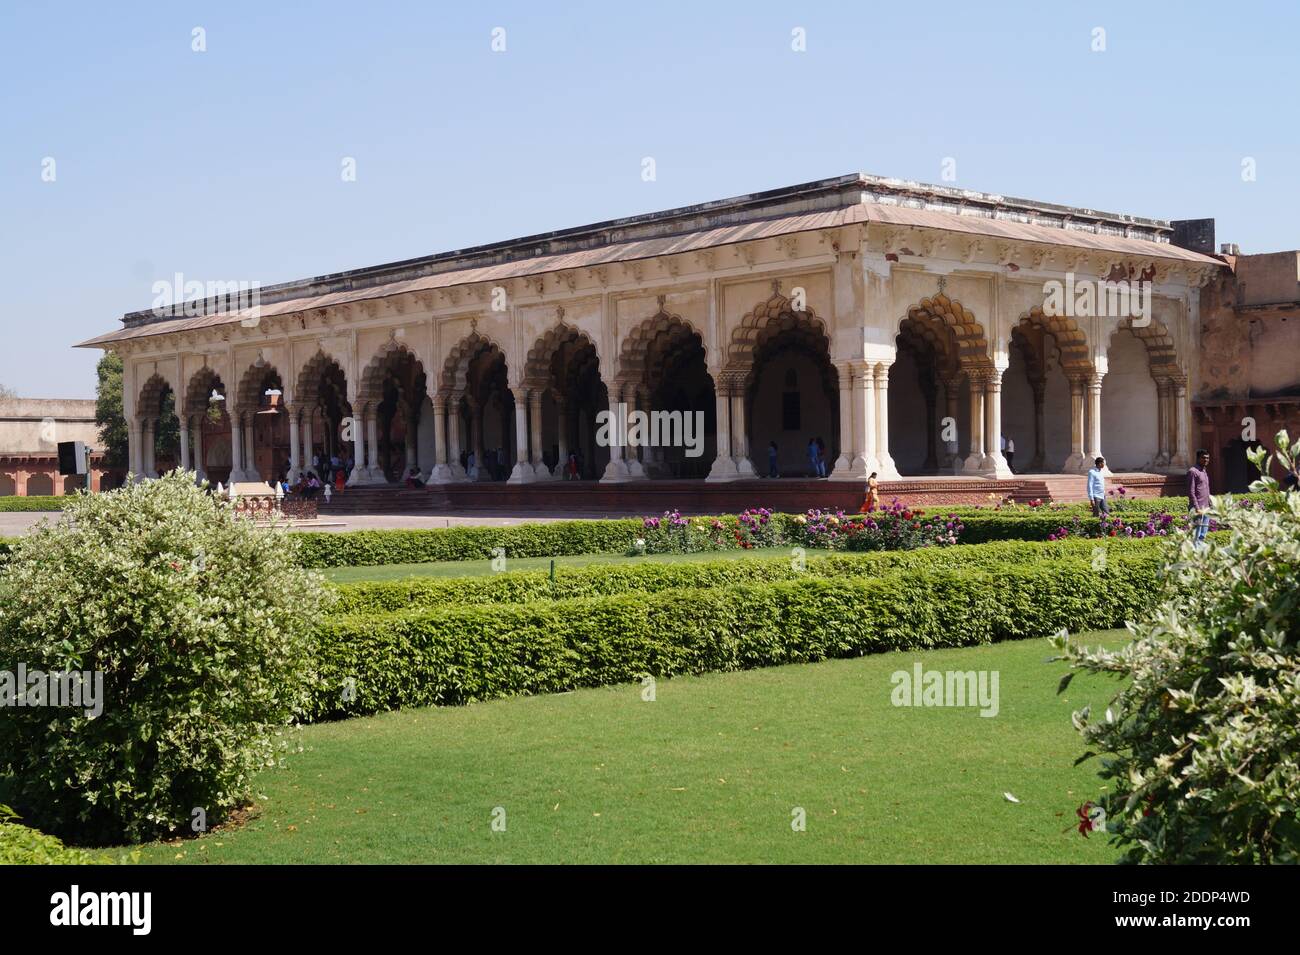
0, 471, 331, 844
1051, 432, 1300, 864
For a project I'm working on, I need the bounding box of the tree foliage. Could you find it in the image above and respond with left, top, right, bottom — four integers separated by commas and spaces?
1053, 431, 1300, 863
0, 472, 331, 844
93, 351, 127, 469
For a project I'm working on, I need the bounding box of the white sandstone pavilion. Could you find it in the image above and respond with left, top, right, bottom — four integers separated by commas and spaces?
79, 173, 1223, 497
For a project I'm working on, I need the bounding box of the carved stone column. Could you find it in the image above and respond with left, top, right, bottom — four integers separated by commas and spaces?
730, 389, 756, 478
1063, 376, 1088, 473
447, 397, 467, 481
851, 361, 877, 477
1029, 378, 1047, 472
830, 362, 854, 479
507, 391, 533, 483
228, 413, 245, 484
1085, 372, 1105, 470
178, 418, 191, 473
921, 371, 938, 474
348, 405, 367, 485
525, 391, 548, 480
600, 385, 630, 482
1153, 377, 1171, 467
873, 361, 900, 479
287, 410, 301, 483
941, 375, 962, 473
963, 371, 987, 474
983, 369, 1012, 478
1171, 377, 1190, 468
706, 382, 737, 481
430, 396, 451, 482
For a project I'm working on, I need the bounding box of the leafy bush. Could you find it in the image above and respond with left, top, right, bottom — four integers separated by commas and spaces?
309, 549, 1162, 721
0, 804, 137, 864
1051, 433, 1300, 864
0, 805, 114, 864
0, 471, 331, 844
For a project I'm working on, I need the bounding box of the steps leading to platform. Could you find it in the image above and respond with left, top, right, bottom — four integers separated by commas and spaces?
315, 486, 443, 515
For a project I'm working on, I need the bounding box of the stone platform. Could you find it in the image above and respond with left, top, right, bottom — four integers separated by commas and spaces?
316, 472, 1187, 517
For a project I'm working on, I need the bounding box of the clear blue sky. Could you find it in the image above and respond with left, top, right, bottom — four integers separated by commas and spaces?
2, 0, 1297, 398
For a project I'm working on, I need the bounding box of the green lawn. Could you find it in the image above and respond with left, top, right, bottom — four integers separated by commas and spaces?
129, 631, 1130, 864
322, 546, 794, 583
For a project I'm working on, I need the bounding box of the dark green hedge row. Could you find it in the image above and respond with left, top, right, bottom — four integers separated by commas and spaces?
931, 492, 1265, 520
329, 535, 1168, 615
292, 511, 1172, 569
308, 549, 1162, 721
0, 496, 70, 512
291, 519, 643, 568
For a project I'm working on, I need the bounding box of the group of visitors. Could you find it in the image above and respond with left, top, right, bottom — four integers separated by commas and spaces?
764, 438, 829, 478
290, 468, 344, 500
309, 452, 353, 486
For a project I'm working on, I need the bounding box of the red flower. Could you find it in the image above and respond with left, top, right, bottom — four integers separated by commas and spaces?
1076, 802, 1099, 837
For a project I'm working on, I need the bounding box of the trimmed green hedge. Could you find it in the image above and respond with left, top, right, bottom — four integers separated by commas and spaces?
292, 511, 1178, 569
329, 535, 1168, 615
0, 496, 70, 512
929, 492, 1266, 521
292, 520, 644, 568
308, 549, 1161, 720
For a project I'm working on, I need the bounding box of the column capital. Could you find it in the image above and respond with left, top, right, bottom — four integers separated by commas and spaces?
849, 359, 875, 381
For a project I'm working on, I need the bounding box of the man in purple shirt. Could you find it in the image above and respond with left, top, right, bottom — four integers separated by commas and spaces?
1188, 448, 1212, 547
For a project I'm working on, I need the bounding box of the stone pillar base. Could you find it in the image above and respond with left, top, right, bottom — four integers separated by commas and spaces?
827, 453, 852, 479
625, 459, 646, 480
733, 457, 757, 479
873, 454, 902, 481
601, 459, 631, 482
705, 457, 738, 482
507, 462, 535, 484
851, 454, 878, 479
1062, 453, 1088, 474
982, 452, 1014, 479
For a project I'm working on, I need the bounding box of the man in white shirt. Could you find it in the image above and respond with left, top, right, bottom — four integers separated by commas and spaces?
1002, 435, 1015, 473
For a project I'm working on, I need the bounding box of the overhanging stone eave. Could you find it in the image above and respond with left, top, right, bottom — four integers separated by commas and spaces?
85, 182, 1226, 351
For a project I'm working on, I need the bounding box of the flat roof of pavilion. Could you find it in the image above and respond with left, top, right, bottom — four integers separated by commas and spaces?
79, 172, 1225, 348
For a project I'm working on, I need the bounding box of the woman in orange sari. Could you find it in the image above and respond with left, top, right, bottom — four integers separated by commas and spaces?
863, 471, 879, 513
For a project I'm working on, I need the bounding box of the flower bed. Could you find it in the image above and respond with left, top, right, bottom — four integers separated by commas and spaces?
635, 502, 963, 556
